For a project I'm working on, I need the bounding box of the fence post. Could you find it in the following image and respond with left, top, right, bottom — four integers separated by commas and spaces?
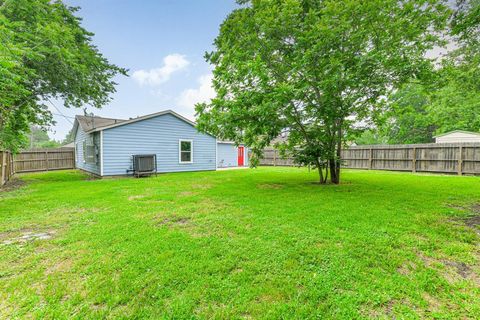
1, 151, 6, 186
368, 148, 373, 169
11, 152, 14, 175
458, 146, 463, 176
412, 147, 417, 173
273, 149, 277, 166
45, 150, 49, 171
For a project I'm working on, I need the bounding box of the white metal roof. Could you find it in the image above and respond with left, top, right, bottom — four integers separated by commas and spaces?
433, 130, 480, 138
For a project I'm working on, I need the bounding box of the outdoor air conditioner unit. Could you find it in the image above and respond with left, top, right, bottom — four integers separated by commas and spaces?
132, 154, 157, 177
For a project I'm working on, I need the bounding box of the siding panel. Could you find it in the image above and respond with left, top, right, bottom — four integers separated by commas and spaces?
217, 143, 248, 167
102, 114, 216, 175
74, 125, 101, 175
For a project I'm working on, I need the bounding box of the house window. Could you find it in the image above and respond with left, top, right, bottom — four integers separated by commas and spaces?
83, 136, 96, 164
82, 140, 86, 163
179, 139, 193, 164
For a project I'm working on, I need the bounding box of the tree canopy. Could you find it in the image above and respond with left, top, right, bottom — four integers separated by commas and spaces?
357, 0, 480, 145
0, 0, 127, 152
196, 0, 449, 183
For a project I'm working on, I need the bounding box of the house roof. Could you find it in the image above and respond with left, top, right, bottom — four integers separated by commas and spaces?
85, 110, 198, 133
75, 115, 125, 132
72, 110, 215, 138
433, 130, 480, 138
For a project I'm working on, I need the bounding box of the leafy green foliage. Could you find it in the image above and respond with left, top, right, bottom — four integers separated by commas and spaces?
1, 168, 479, 318
62, 127, 75, 145
381, 83, 436, 144
356, 1, 480, 144
196, 0, 449, 183
25, 126, 61, 149
354, 130, 388, 146
428, 0, 480, 134
0, 0, 127, 152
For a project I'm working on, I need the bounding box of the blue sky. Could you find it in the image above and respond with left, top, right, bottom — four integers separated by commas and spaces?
50, 0, 238, 140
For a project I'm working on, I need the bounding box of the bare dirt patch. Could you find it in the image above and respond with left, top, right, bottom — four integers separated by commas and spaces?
191, 183, 212, 190
462, 203, 480, 230
362, 299, 415, 319
45, 257, 74, 275
257, 183, 283, 189
179, 191, 198, 197
422, 292, 441, 313
442, 260, 471, 279
2, 230, 56, 245
83, 174, 99, 181
464, 214, 480, 230
128, 195, 146, 201
417, 251, 479, 285
448, 202, 480, 234
157, 215, 191, 227
385, 299, 397, 316
0, 178, 26, 192
397, 260, 417, 275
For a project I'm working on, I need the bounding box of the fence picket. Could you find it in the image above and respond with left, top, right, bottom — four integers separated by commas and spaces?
13, 148, 75, 173
260, 143, 480, 175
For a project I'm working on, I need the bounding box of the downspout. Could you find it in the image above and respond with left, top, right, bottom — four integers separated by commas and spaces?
100, 130, 104, 177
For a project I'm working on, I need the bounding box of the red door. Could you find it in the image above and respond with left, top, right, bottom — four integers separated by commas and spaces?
237, 146, 245, 166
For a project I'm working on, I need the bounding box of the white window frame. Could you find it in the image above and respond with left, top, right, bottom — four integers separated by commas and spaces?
75, 142, 79, 163
83, 136, 96, 164
82, 139, 86, 163
179, 139, 193, 164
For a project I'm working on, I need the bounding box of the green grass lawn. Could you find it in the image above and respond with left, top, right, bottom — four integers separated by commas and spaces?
0, 167, 479, 319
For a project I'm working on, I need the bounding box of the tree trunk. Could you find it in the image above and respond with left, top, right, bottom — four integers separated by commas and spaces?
329, 158, 339, 184
315, 158, 326, 184
318, 166, 324, 184
330, 126, 343, 184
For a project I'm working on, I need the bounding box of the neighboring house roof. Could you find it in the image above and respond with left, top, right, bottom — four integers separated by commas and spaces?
62, 142, 75, 148
433, 130, 480, 138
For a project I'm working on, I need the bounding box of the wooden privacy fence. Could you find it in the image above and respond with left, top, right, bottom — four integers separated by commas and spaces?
1, 148, 75, 186
1, 151, 15, 186
13, 148, 75, 173
261, 143, 480, 175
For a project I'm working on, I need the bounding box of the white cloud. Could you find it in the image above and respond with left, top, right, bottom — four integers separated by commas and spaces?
177, 73, 215, 109
132, 54, 189, 86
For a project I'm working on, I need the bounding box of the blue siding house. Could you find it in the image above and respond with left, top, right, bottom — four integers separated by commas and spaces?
217, 142, 248, 168
73, 110, 247, 177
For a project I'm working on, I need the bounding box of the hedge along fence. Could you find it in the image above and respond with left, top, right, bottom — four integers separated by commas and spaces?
260, 143, 480, 175
0, 148, 75, 186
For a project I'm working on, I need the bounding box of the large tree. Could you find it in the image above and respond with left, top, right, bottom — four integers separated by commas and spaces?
427, 0, 480, 134
196, 0, 449, 184
0, 0, 127, 152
